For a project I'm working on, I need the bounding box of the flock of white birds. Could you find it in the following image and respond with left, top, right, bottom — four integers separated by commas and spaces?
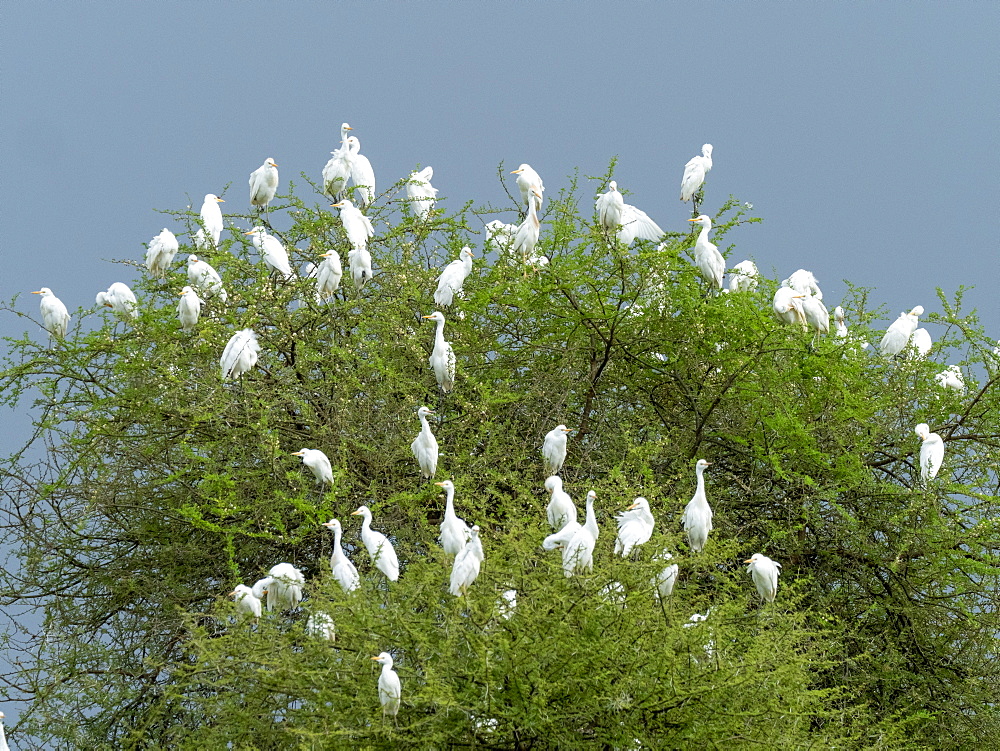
24, 126, 975, 720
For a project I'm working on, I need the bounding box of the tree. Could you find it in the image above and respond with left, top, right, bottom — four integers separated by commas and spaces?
1, 168, 998, 748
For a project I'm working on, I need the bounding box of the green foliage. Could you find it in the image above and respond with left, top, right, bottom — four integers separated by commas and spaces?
1, 168, 999, 748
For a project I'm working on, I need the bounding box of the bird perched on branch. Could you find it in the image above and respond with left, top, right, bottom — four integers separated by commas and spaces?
745, 553, 781, 603
542, 424, 572, 476
32, 287, 70, 339
615, 497, 654, 557
145, 228, 179, 279
680, 143, 713, 206
434, 246, 474, 307
249, 157, 279, 213
682, 459, 713, 553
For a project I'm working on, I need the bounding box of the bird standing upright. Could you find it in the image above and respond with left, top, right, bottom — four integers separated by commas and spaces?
352, 505, 400, 581
411, 406, 439, 479
745, 553, 782, 603
680, 143, 713, 210
688, 215, 724, 294
145, 228, 179, 278
32, 287, 70, 339
422, 312, 456, 393
434, 246, 474, 307
542, 424, 573, 476
682, 459, 713, 553
372, 652, 401, 718
915, 423, 944, 484
249, 158, 279, 214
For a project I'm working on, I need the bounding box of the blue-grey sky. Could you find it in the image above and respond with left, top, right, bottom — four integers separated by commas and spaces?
1, 0, 997, 728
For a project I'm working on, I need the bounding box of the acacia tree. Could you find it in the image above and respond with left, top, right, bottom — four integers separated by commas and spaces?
1, 168, 998, 749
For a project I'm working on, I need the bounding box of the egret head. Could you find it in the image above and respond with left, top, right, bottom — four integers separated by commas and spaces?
32, 287, 52, 296
910, 305, 924, 317
435, 480, 454, 492
322, 518, 341, 531
265, 158, 278, 167
544, 476, 562, 493
914, 423, 930, 440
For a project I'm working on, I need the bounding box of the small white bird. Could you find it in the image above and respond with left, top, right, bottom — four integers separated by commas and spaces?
176, 286, 201, 332
406, 166, 438, 219
935, 365, 964, 392
682, 459, 713, 553
347, 246, 374, 289
145, 228, 179, 279
291, 448, 334, 486
680, 144, 713, 204
187, 255, 228, 302
745, 553, 782, 603
542, 424, 573, 476
252, 562, 305, 612
449, 524, 485, 596
653, 552, 679, 599
512, 188, 543, 264
915, 423, 945, 484
728, 260, 759, 292
306, 612, 336, 642
411, 406, 439, 479
31, 287, 70, 338
321, 518, 360, 593
422, 312, 456, 393
909, 328, 932, 358
315, 251, 343, 300
688, 215, 725, 293
352, 505, 400, 581
544, 475, 577, 532
485, 219, 517, 253
596, 181, 663, 245
95, 282, 138, 319
220, 329, 260, 380
879, 306, 924, 357
436, 480, 471, 556
372, 652, 401, 717
333, 199, 375, 251
498, 589, 517, 620
229, 584, 262, 619
801, 295, 830, 339
249, 158, 279, 212
245, 226, 293, 280
322, 123, 354, 199
346, 135, 376, 208
511, 164, 544, 210
834, 306, 849, 338
615, 497, 655, 557
434, 246, 474, 307
194, 193, 225, 250
772, 288, 806, 328
561, 490, 598, 577
782, 269, 823, 300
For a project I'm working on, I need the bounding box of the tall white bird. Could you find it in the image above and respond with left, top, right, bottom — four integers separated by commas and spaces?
352, 505, 400, 581
773, 288, 806, 328
245, 226, 293, 280
915, 423, 945, 485
406, 166, 437, 219
436, 480, 471, 556
654, 552, 679, 599
596, 180, 625, 228
728, 260, 759, 292
32, 287, 70, 338
229, 584, 262, 619
682, 459, 713, 553
542, 424, 573, 476
511, 164, 544, 210
879, 306, 924, 357
783, 269, 823, 300
561, 490, 598, 577
194, 193, 225, 249
96, 283, 138, 319
346, 136, 376, 208
434, 246, 474, 307
371, 652, 401, 717
249, 158, 279, 212
745, 553, 781, 603
315, 251, 343, 300
615, 497, 655, 557
834, 306, 849, 338
186, 255, 228, 302
347, 246, 374, 290
291, 448, 333, 485
449, 525, 484, 596
306, 612, 336, 642
688, 215, 725, 293
801, 295, 830, 339
220, 329, 260, 380
680, 144, 713, 204
322, 123, 354, 199
252, 562, 305, 612
321, 518, 360, 593
333, 199, 375, 251
545, 475, 577, 531
410, 406, 439, 479
512, 189, 543, 264
176, 286, 201, 333
935, 365, 965, 392
596, 182, 663, 244
422, 312, 456, 393
909, 328, 933, 358
145, 228, 179, 278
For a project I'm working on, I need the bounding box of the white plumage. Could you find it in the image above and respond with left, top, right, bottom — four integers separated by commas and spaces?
306, 612, 336, 642
229, 584, 262, 619
512, 163, 544, 210
935, 365, 964, 392
614, 497, 654, 557
772, 287, 806, 328
194, 193, 225, 249
176, 286, 201, 333
186, 255, 228, 302
249, 158, 279, 210
596, 182, 662, 244
915, 423, 944, 484
449, 525, 484, 596
410, 406, 439, 479
316, 251, 343, 300
352, 505, 400, 581
782, 269, 823, 300
561, 490, 598, 577
680, 144, 713, 203
292, 448, 333, 485
688, 215, 724, 293
654, 552, 679, 599
879, 306, 924, 357
32, 287, 70, 338
434, 246, 474, 307
322, 123, 354, 199
909, 328, 932, 358
145, 228, 179, 278
512, 189, 542, 263
544, 475, 577, 532
406, 166, 437, 219
321, 518, 360, 593
245, 226, 293, 280
95, 282, 138, 319
436, 480, 471, 556
682, 459, 713, 553
542, 424, 572, 476
372, 652, 401, 717
728, 260, 759, 292
220, 329, 260, 380
252, 562, 305, 612
745, 553, 781, 603
346, 136, 376, 208
422, 311, 456, 393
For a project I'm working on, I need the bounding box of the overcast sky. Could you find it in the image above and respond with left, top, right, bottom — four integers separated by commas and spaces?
1, 0, 997, 731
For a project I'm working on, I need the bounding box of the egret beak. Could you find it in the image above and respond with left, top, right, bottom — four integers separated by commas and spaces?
435, 481, 446, 487
511, 169, 523, 174
627, 502, 640, 510
291, 450, 305, 456
687, 218, 698, 223
331, 202, 345, 208
744, 559, 754, 564
370, 655, 380, 661
345, 126, 353, 131
320, 252, 334, 258
563, 427, 574, 433
703, 461, 712, 465
271, 161, 279, 166
228, 590, 237, 597
215, 197, 225, 202
422, 314, 435, 319
351, 510, 362, 516
244, 229, 257, 235
178, 291, 187, 296
31, 290, 43, 294
321, 521, 334, 528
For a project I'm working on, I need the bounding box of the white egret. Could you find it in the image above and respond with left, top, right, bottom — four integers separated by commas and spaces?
95, 282, 138, 319
511, 164, 544, 210
411, 406, 439, 479
194, 193, 225, 249
220, 329, 260, 380
406, 166, 437, 219
186, 255, 227, 302
596, 182, 662, 244
422, 312, 456, 393
682, 459, 713, 553
145, 228, 179, 279
347, 246, 374, 290
688, 215, 724, 293
935, 365, 965, 392
306, 612, 336, 642
879, 306, 924, 357
599, 581, 626, 607
544, 475, 577, 532
512, 189, 543, 264
229, 584, 262, 619
485, 219, 517, 253
372, 652, 401, 717
909, 328, 932, 358
249, 158, 279, 212
498, 589, 517, 619
322, 123, 354, 199
321, 518, 360, 593
245, 226, 293, 280
682, 611, 710, 628
434, 246, 474, 307
615, 497, 655, 557
252, 562, 304, 612
915, 423, 945, 485
332, 199, 375, 251
653, 552, 679, 599
772, 288, 806, 328
783, 269, 823, 300
352, 505, 400, 581
801, 295, 830, 339
449, 524, 484, 596
291, 448, 333, 486
346, 135, 376, 207
542, 424, 572, 476
31, 287, 70, 338
745, 553, 782, 603
561, 490, 598, 577
176, 286, 201, 332
436, 480, 471, 556
596, 180, 624, 228
834, 306, 849, 338
680, 144, 713, 204
316, 251, 343, 300
728, 260, 759, 292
